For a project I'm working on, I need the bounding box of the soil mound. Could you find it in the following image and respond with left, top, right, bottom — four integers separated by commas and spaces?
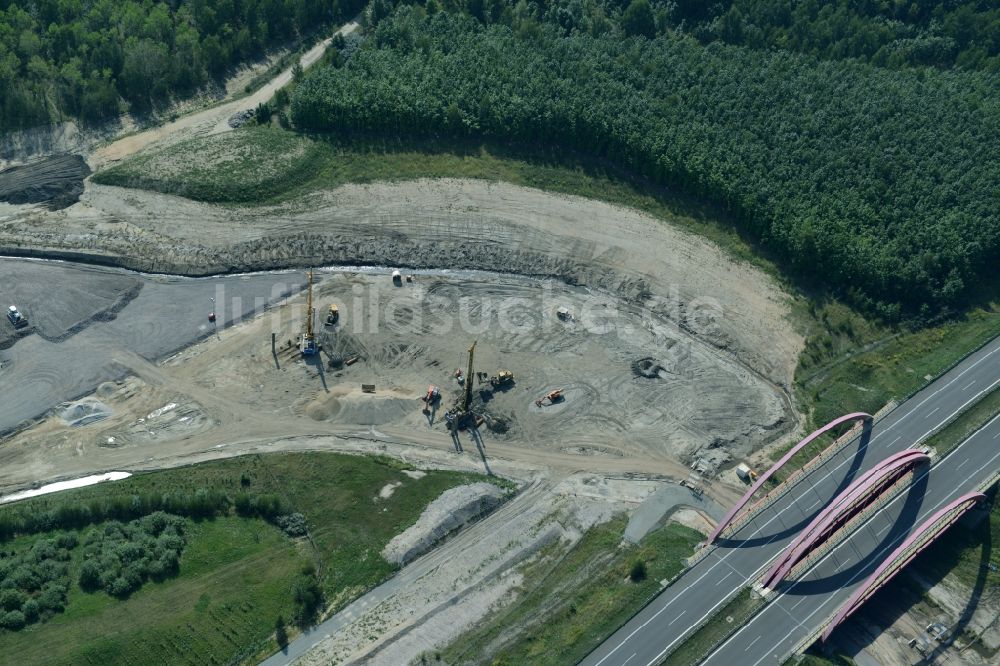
0, 154, 90, 209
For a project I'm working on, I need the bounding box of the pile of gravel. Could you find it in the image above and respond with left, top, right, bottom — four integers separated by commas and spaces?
382, 482, 507, 566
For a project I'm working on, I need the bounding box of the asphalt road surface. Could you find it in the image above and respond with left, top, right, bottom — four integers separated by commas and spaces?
0, 258, 305, 435
702, 413, 1000, 665
580, 333, 1000, 666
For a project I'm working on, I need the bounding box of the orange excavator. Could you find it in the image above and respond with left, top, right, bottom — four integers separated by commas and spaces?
422, 385, 441, 414
535, 389, 564, 407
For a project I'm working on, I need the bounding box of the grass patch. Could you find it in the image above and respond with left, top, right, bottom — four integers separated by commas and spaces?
439, 518, 701, 666
0, 452, 501, 665
0, 515, 304, 666
768, 301, 1000, 480
661, 587, 763, 666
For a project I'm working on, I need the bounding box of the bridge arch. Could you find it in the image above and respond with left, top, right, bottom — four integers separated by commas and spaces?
707, 412, 873, 544
762, 449, 929, 589
822, 491, 986, 642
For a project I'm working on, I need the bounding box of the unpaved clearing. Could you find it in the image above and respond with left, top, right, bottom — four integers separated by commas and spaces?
87, 21, 360, 168
0, 177, 802, 389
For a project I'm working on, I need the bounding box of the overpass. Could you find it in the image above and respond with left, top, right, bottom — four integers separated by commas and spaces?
580, 333, 1000, 666
701, 413, 1000, 665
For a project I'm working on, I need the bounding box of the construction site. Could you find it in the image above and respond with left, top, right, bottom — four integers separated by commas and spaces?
6, 32, 993, 666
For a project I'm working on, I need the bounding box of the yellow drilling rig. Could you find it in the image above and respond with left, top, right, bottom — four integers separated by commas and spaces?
299, 270, 318, 356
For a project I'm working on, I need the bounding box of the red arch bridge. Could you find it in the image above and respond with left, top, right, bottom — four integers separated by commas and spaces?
707, 412, 874, 544
761, 448, 930, 590
821, 491, 986, 641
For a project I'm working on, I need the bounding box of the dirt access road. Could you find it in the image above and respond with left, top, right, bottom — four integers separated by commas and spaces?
88, 19, 360, 169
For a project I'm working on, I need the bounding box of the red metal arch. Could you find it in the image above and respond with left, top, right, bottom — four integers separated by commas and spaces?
822, 491, 986, 642
707, 412, 873, 543
762, 449, 929, 589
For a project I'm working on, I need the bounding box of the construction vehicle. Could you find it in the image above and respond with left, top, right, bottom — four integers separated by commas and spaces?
422, 385, 441, 414
556, 306, 573, 322
392, 270, 402, 285
6, 305, 27, 329
535, 389, 564, 407
490, 370, 514, 388
462, 341, 477, 414
325, 303, 339, 326
299, 270, 318, 356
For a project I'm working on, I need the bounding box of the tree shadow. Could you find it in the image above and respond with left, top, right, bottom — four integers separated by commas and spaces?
717, 421, 872, 549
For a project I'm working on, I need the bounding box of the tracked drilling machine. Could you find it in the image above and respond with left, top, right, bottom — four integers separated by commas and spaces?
299, 270, 318, 356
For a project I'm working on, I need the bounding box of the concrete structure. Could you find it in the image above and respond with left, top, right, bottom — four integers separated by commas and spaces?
821, 490, 986, 642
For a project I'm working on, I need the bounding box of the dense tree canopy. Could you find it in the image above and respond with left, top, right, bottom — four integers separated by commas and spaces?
671, 0, 1000, 71
292, 9, 1000, 318
0, 0, 365, 132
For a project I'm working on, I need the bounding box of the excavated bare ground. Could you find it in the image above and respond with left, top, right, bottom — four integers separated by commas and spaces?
0, 178, 802, 391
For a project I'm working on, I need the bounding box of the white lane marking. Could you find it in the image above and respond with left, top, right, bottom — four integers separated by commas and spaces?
956, 458, 969, 470
889, 435, 902, 446
707, 428, 1000, 666
791, 596, 807, 610
807, 498, 821, 510
621, 653, 637, 666
668, 610, 687, 626
610, 342, 1000, 666
963, 380, 977, 390
927, 407, 940, 417
745, 635, 762, 652
715, 571, 733, 587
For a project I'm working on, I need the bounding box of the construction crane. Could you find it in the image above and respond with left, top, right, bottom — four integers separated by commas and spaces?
299, 270, 318, 356
462, 340, 477, 414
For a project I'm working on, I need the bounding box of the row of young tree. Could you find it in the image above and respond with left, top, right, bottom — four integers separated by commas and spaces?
0, 487, 289, 541
666, 0, 1000, 72
292, 9, 999, 319
77, 512, 187, 599
0, 0, 366, 132
367, 0, 1000, 71
0, 533, 75, 631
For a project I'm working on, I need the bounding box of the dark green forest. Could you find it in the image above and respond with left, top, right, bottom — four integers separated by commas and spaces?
640, 0, 1000, 71
0, 0, 364, 132
292, 8, 999, 319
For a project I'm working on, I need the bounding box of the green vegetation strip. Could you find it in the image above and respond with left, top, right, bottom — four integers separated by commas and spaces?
776, 303, 1000, 479
0, 1, 361, 131
0, 452, 498, 666
439, 518, 701, 666
660, 587, 763, 666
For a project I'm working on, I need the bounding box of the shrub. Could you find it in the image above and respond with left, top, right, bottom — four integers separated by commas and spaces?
629, 559, 647, 582
1, 610, 25, 631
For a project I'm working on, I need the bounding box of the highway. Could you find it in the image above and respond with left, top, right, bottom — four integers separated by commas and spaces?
702, 412, 1000, 665
580, 333, 1000, 666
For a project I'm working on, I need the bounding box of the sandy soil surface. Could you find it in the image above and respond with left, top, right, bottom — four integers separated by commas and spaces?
0, 178, 802, 391
0, 265, 786, 484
